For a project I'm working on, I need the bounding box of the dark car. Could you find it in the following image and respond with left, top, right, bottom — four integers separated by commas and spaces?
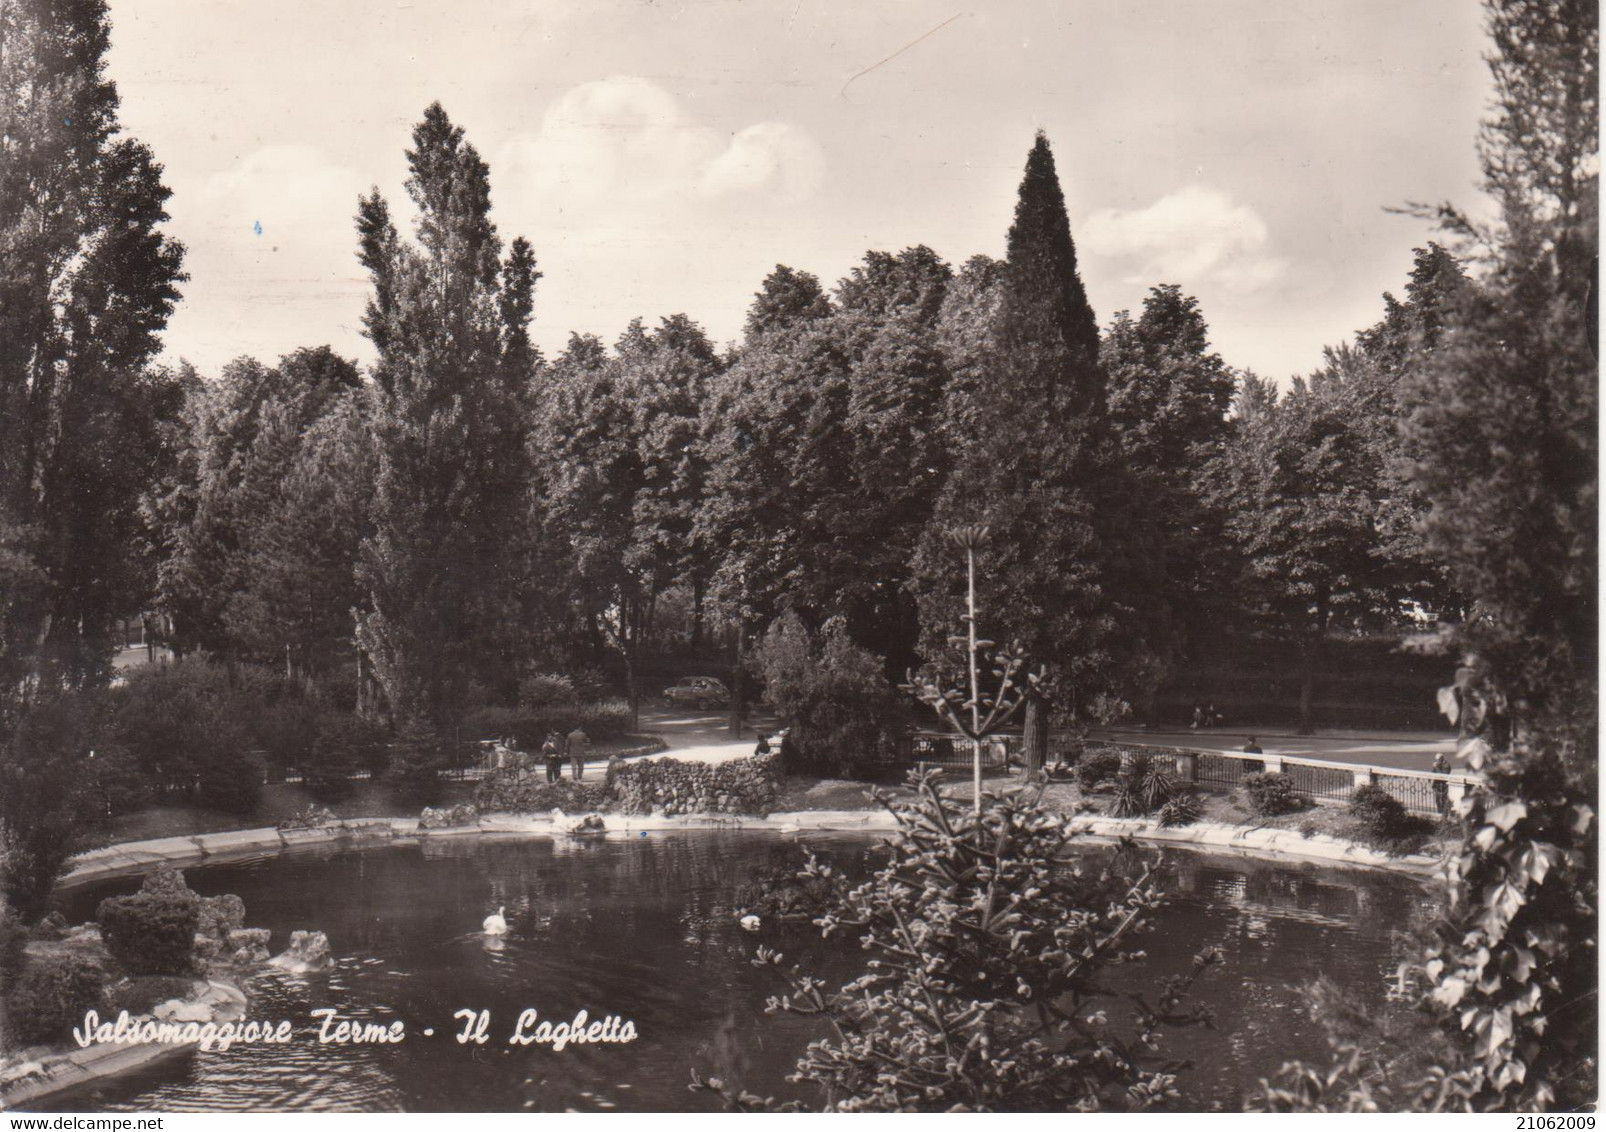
662, 676, 731, 710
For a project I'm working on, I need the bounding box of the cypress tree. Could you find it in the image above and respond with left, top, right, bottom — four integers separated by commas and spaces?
919, 131, 1148, 772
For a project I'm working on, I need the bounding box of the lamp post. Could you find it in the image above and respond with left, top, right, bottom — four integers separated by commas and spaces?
949, 525, 989, 815
904, 525, 1038, 820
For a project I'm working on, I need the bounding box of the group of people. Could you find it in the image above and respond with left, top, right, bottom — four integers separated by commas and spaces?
1190, 702, 1225, 729
540, 727, 591, 783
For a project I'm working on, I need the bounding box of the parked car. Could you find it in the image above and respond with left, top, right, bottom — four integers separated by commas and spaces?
662, 676, 731, 710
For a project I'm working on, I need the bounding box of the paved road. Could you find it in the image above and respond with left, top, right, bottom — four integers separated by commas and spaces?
1099, 728, 1460, 772
633, 703, 779, 765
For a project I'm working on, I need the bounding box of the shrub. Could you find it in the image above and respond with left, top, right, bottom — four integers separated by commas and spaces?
756, 613, 905, 780
1076, 747, 1124, 791
109, 659, 264, 814
0, 692, 104, 920
1241, 773, 1307, 817
692, 772, 1222, 1111
97, 890, 200, 976
1348, 783, 1407, 832
391, 718, 448, 803
518, 673, 578, 710
306, 712, 388, 800
0, 903, 27, 989
197, 751, 263, 814
1109, 754, 1177, 818
257, 696, 322, 774
461, 701, 633, 749
577, 700, 632, 741
1347, 784, 1432, 853
1156, 794, 1203, 828
4, 953, 106, 1046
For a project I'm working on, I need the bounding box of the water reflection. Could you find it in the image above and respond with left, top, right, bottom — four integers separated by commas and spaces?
48, 833, 1434, 1113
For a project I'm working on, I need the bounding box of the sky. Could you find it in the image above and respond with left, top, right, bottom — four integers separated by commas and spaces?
104, 0, 1494, 383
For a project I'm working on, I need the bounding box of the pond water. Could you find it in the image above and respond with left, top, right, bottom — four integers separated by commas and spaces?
46, 832, 1437, 1112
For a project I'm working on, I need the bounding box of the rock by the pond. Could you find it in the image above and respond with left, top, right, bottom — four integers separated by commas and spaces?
62, 923, 102, 946
30, 911, 67, 941
268, 930, 331, 973
568, 814, 606, 836
226, 928, 270, 950
193, 933, 222, 961
153, 999, 212, 1023
226, 928, 271, 966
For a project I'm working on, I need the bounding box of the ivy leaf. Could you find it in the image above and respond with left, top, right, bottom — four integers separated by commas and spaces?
1485, 801, 1527, 831
1434, 975, 1469, 1007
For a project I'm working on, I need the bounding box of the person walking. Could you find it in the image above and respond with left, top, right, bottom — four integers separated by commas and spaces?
567, 726, 590, 781
1431, 751, 1451, 815
542, 733, 562, 784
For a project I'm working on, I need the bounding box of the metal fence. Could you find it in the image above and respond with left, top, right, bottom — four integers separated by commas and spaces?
903, 732, 1011, 772
1096, 742, 1473, 818
1280, 760, 1357, 806
912, 733, 1476, 818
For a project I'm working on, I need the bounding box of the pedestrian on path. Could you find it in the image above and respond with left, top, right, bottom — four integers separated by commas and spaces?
567, 726, 590, 780
1431, 752, 1451, 815
543, 733, 562, 783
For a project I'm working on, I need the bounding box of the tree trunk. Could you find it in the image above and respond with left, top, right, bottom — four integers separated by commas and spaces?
1297, 643, 1317, 735
1023, 693, 1049, 774
623, 647, 639, 733
1297, 597, 1330, 736
691, 575, 705, 647
729, 622, 746, 738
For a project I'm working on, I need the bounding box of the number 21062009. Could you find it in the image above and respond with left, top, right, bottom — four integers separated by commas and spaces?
1517, 1119, 1594, 1130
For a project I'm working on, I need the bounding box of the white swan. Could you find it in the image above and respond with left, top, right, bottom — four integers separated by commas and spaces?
483, 906, 509, 936
739, 913, 761, 933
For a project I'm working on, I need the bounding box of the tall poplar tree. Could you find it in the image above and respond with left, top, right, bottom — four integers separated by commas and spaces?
0, 0, 186, 693
355, 103, 539, 736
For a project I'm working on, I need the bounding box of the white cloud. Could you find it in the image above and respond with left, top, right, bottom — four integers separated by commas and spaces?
497, 76, 824, 213
1082, 186, 1288, 294
700, 122, 824, 204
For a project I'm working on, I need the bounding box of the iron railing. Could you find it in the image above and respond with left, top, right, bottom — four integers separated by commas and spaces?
915, 735, 1478, 818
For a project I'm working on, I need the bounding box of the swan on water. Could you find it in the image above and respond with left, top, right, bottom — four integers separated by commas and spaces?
739, 913, 761, 932
483, 906, 509, 936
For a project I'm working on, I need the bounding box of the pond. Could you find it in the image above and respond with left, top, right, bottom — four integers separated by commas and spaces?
46, 831, 1437, 1112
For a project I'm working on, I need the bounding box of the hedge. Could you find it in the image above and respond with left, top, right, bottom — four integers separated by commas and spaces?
4, 952, 106, 1046
461, 700, 633, 747
470, 753, 782, 817
98, 889, 200, 976
1076, 748, 1124, 790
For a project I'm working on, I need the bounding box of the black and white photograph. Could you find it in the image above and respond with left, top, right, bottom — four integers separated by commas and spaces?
0, 0, 1596, 1117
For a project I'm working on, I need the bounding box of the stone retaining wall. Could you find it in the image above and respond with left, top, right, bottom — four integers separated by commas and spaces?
62, 809, 1444, 888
